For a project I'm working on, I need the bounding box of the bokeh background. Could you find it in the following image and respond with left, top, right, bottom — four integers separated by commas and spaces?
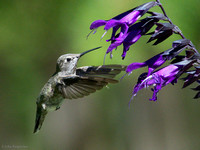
0, 0, 200, 149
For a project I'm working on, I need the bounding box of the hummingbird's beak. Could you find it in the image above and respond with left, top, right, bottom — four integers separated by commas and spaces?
80, 46, 102, 57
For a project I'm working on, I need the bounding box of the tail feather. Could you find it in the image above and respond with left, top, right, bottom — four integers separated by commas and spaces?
33, 106, 47, 133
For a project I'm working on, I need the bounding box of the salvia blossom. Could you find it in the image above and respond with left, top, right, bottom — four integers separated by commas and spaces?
126, 39, 191, 76
89, 1, 157, 40
89, 1, 160, 59
107, 17, 159, 59
107, 13, 166, 59
126, 52, 166, 76
89, 1, 200, 101
132, 60, 193, 101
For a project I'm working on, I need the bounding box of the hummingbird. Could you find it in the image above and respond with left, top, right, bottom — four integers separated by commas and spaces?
34, 47, 126, 133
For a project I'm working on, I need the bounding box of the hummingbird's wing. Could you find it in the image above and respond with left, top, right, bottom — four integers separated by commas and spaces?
59, 75, 116, 99
76, 65, 126, 78
59, 65, 126, 99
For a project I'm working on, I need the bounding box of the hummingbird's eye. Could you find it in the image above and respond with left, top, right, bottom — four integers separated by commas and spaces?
66, 58, 71, 62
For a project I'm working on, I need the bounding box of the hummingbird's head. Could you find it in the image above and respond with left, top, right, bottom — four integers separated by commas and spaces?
56, 47, 102, 73
56, 54, 80, 73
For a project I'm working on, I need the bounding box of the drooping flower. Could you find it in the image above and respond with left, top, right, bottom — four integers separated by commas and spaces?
132, 60, 193, 101
105, 12, 167, 59
107, 17, 159, 59
126, 39, 192, 76
126, 52, 166, 76
89, 1, 157, 40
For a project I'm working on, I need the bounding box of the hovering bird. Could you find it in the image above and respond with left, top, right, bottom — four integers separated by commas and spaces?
34, 47, 126, 133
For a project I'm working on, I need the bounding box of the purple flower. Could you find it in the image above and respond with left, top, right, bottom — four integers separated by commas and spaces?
106, 23, 142, 59
107, 17, 158, 59
132, 60, 192, 101
126, 52, 166, 76
126, 39, 192, 76
89, 1, 157, 40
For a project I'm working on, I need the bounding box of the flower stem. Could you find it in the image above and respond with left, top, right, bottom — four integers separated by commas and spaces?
156, 0, 172, 24
156, 0, 199, 53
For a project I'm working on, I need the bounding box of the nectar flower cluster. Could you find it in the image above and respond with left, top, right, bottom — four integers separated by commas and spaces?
132, 60, 193, 101
89, 1, 200, 102
89, 1, 158, 59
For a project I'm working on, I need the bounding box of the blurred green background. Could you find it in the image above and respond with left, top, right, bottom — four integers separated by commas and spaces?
1, 0, 200, 149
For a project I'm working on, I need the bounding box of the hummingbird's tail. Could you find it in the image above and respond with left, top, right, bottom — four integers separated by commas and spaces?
33, 106, 47, 133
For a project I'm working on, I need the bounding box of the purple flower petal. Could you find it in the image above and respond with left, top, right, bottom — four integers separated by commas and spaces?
132, 64, 184, 101
89, 1, 158, 59
119, 10, 142, 25
122, 35, 141, 59
89, 1, 157, 36
112, 1, 157, 23
105, 21, 129, 41
150, 87, 159, 101
106, 25, 142, 57
126, 62, 147, 73
126, 52, 166, 75
90, 20, 107, 30
106, 40, 123, 53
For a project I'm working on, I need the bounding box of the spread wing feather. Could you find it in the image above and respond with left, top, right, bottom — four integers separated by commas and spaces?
59, 65, 126, 99
76, 65, 126, 78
